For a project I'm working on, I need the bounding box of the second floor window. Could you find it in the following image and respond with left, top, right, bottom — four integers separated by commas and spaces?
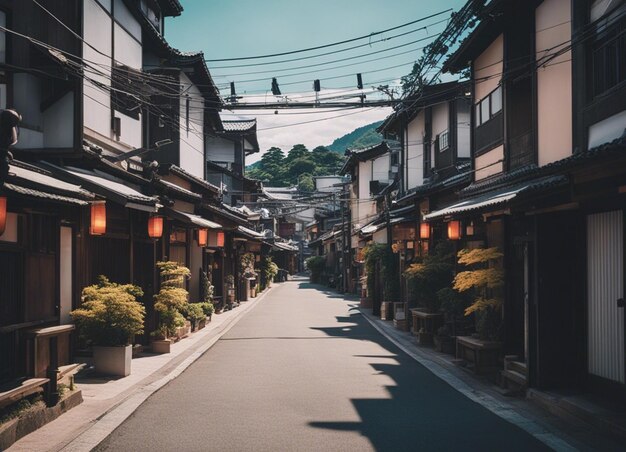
438, 130, 449, 151
475, 86, 502, 127
591, 12, 625, 97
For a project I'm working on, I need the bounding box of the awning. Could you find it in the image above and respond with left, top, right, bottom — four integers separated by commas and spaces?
272, 241, 299, 252
237, 225, 265, 239
3, 162, 95, 206
164, 208, 222, 229
40, 163, 159, 212
424, 175, 568, 220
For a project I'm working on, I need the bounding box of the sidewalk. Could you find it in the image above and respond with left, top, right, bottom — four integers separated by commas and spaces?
358, 307, 625, 451
8, 287, 274, 452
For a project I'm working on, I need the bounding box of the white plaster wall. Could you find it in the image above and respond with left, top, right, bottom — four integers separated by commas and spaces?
536, 0, 572, 166
588, 111, 626, 148
475, 145, 504, 181
96, 0, 111, 12
43, 92, 74, 148
114, 0, 142, 41
372, 153, 390, 182
114, 23, 142, 69
179, 73, 205, 179
59, 226, 73, 324
206, 136, 236, 163
406, 111, 424, 190
432, 102, 449, 139
83, 0, 112, 139
475, 34, 503, 101
314, 176, 344, 191
457, 101, 471, 158
357, 160, 371, 200
15, 128, 44, 149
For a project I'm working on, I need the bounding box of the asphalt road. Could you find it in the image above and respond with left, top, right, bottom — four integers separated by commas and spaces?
96, 277, 551, 452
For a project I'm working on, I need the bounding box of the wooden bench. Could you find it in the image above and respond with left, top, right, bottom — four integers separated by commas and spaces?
456, 336, 502, 375
0, 378, 49, 410
410, 309, 442, 345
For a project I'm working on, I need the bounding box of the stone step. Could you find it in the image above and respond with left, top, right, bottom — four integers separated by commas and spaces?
501, 369, 528, 389
508, 360, 528, 376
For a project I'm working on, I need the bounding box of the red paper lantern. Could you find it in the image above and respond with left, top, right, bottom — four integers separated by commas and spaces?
0, 196, 6, 236
90, 202, 106, 235
217, 231, 225, 247
419, 222, 430, 239
447, 220, 461, 240
198, 228, 208, 247
148, 215, 164, 239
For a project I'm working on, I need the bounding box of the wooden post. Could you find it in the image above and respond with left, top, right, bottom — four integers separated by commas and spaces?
46, 336, 59, 406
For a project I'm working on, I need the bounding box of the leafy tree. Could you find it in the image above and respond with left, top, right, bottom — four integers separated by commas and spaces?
288, 157, 316, 178
285, 144, 310, 163
297, 173, 314, 192
259, 147, 285, 168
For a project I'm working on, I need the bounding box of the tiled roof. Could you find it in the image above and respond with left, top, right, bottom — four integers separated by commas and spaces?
222, 119, 256, 132
167, 164, 221, 193
3, 183, 90, 206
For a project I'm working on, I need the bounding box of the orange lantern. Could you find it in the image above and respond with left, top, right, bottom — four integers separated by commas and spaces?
198, 228, 208, 247
90, 202, 106, 235
148, 215, 164, 239
419, 222, 430, 239
0, 196, 6, 236
447, 220, 461, 240
217, 231, 225, 247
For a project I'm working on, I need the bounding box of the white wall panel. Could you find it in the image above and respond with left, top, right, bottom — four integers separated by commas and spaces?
406, 112, 424, 190
587, 210, 625, 383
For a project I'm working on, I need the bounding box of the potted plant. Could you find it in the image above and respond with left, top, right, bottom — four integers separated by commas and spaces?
225, 274, 235, 309
198, 301, 214, 321
151, 261, 191, 353
71, 276, 145, 376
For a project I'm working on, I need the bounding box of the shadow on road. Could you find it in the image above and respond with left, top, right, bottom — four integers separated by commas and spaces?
303, 285, 551, 452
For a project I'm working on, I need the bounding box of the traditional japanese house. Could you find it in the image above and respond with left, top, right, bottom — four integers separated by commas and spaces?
437, 0, 626, 398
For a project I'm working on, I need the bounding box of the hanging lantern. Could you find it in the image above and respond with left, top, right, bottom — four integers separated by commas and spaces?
447, 220, 461, 240
419, 222, 430, 239
148, 215, 163, 239
466, 221, 475, 236
217, 231, 225, 247
198, 228, 208, 247
0, 196, 6, 236
90, 202, 106, 235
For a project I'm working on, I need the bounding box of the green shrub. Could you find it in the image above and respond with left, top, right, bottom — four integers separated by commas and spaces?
305, 255, 326, 283
364, 243, 399, 302
200, 269, 214, 303
71, 276, 145, 347
198, 301, 215, 317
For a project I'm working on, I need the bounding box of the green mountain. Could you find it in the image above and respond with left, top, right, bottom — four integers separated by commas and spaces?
326, 120, 384, 153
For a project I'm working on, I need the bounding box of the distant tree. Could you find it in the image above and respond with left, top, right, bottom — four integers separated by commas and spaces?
285, 144, 310, 163
311, 146, 344, 173
288, 157, 316, 178
259, 147, 285, 169
297, 173, 314, 193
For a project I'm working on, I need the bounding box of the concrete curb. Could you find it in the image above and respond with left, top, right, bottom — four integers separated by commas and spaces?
358, 309, 576, 452
60, 285, 277, 452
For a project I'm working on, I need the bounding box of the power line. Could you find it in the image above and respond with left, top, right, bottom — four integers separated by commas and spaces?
203, 10, 453, 62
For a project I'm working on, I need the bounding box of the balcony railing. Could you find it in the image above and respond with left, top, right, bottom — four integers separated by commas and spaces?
508, 131, 535, 170
474, 113, 503, 155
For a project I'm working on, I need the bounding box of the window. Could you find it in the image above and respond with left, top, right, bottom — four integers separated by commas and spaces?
111, 65, 141, 119
438, 130, 449, 151
591, 13, 626, 97
475, 86, 503, 127
491, 86, 502, 114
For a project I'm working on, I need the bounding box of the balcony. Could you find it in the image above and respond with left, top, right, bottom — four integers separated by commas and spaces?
475, 113, 503, 155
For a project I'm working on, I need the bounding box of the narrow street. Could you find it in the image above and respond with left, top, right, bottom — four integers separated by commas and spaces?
96, 277, 549, 452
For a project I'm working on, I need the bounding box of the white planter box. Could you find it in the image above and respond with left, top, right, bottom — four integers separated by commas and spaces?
93, 345, 132, 376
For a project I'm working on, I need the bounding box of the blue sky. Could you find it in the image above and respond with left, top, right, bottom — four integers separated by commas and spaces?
165, 0, 466, 162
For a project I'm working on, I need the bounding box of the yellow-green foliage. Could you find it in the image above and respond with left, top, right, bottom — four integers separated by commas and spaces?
71, 276, 145, 346
452, 247, 504, 316
154, 261, 190, 338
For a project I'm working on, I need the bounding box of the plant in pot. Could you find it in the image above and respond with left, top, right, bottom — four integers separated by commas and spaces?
151, 261, 191, 353
225, 274, 235, 310
261, 256, 278, 288
186, 303, 206, 331
453, 247, 504, 341
71, 276, 145, 376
